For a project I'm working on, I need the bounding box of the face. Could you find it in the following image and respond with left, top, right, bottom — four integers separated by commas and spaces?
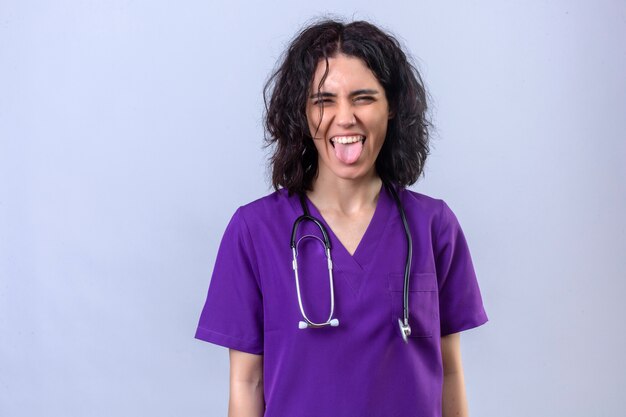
305, 53, 391, 183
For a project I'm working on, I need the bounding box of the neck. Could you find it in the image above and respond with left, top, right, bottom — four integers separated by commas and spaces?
307, 170, 383, 215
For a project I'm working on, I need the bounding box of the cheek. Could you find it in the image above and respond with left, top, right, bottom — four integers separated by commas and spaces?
367, 110, 390, 139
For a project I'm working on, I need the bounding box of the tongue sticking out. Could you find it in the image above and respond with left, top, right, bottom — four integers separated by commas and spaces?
333, 141, 364, 164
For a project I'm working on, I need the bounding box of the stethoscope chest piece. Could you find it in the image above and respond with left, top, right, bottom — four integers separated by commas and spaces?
398, 318, 412, 343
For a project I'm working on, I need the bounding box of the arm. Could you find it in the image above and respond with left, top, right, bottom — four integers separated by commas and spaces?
441, 332, 469, 417
228, 349, 265, 417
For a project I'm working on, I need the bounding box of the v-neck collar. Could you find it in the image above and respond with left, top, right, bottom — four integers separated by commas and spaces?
286, 184, 394, 295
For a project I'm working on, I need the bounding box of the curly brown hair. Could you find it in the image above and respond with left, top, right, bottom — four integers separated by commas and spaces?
263, 19, 430, 195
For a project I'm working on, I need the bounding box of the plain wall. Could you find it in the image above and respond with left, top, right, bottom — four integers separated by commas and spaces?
1, 0, 625, 416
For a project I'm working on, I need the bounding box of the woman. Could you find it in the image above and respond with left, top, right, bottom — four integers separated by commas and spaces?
196, 19, 488, 417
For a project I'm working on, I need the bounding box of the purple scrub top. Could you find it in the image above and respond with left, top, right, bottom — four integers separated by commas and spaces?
196, 186, 488, 417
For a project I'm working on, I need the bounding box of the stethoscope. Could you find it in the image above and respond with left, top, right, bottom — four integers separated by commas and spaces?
290, 182, 414, 343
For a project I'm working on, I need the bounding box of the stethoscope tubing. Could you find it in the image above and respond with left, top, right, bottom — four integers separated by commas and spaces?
387, 183, 414, 341
290, 182, 413, 342
291, 203, 339, 328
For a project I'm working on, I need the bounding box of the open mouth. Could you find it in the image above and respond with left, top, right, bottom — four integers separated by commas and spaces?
330, 135, 366, 147
329, 135, 366, 164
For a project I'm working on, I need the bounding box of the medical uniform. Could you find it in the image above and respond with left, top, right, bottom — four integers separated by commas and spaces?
196, 185, 487, 417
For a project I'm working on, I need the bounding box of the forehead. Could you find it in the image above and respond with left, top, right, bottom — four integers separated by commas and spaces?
310, 54, 382, 91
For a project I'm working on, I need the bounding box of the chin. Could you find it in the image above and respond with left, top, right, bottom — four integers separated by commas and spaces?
329, 165, 375, 181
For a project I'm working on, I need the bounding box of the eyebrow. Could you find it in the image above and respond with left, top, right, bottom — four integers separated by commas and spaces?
309, 89, 380, 99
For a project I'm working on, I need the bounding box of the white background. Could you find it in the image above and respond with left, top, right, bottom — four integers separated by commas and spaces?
1, 0, 625, 416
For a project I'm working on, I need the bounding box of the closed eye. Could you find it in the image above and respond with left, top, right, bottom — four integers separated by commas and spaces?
354, 96, 375, 103
312, 98, 333, 106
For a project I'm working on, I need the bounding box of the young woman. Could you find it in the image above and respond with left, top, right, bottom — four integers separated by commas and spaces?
196, 19, 488, 417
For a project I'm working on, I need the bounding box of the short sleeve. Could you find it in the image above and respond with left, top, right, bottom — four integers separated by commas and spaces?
435, 200, 488, 336
195, 208, 264, 354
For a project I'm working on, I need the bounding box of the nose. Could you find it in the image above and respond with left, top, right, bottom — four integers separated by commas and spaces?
335, 101, 356, 127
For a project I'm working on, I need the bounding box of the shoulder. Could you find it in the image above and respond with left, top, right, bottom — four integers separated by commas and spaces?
398, 188, 446, 218
232, 188, 296, 230
400, 188, 442, 209
241, 188, 291, 208
217, 189, 294, 254
397, 188, 463, 233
